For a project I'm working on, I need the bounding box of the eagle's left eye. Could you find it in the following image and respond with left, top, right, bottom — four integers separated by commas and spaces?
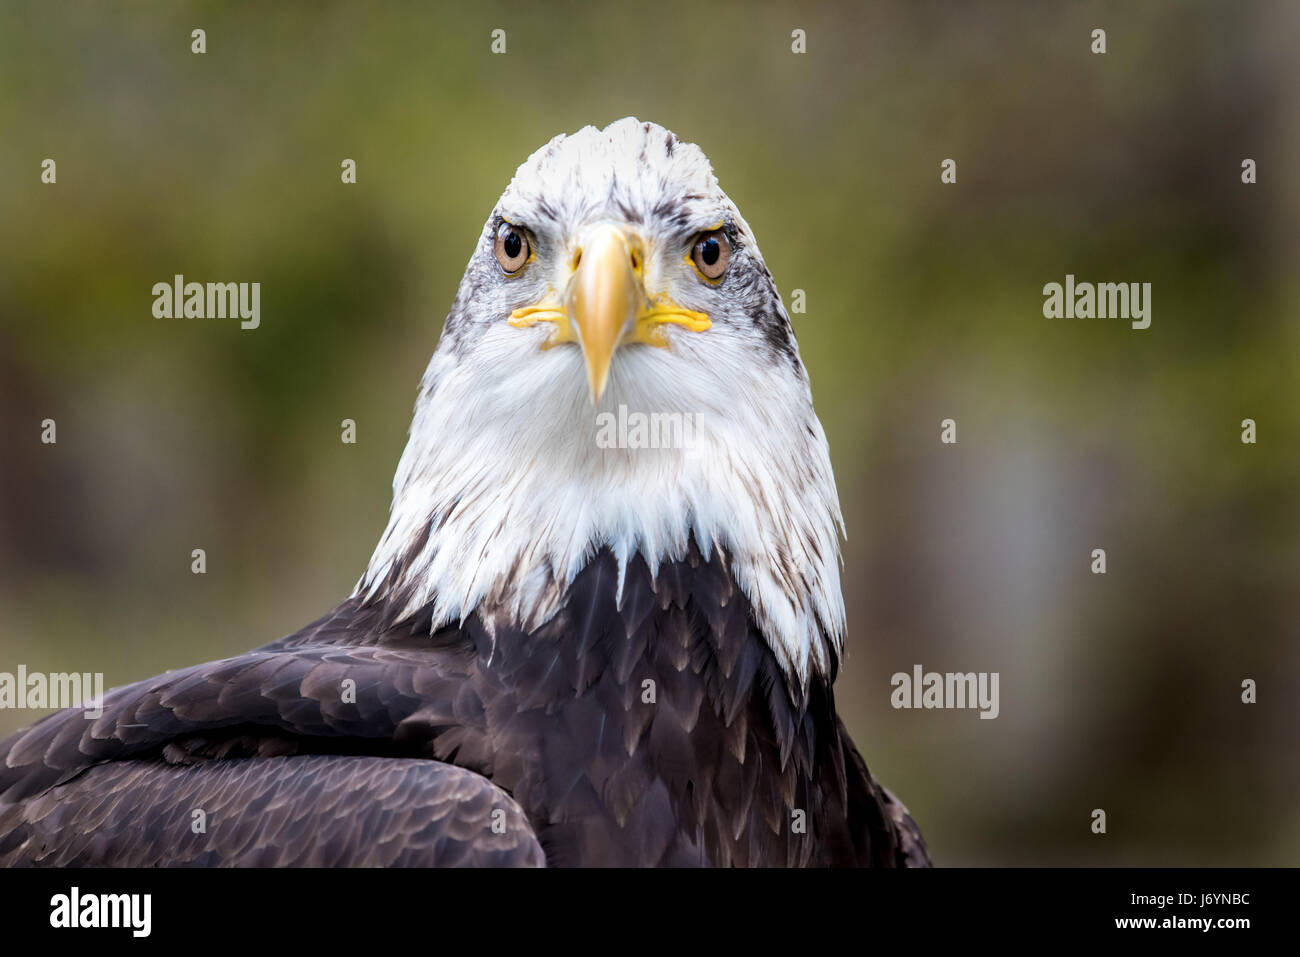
494, 223, 530, 274
691, 230, 731, 280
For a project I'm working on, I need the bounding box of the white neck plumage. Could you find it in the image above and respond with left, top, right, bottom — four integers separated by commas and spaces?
355, 322, 846, 690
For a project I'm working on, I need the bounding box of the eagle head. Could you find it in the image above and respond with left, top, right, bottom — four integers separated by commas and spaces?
358, 118, 846, 689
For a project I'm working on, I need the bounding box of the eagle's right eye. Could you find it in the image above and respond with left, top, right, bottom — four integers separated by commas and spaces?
494, 223, 531, 274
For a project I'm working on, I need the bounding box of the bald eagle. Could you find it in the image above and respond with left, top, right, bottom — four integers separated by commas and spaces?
0, 119, 929, 867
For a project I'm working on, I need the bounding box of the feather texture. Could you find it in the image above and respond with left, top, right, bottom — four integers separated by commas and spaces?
0, 546, 927, 867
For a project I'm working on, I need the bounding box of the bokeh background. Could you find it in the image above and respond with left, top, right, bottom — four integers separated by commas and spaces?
1, 0, 1296, 865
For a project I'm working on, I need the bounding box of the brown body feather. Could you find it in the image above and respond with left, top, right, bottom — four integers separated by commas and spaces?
0, 545, 928, 867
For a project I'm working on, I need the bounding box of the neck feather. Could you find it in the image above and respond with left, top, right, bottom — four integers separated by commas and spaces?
356, 334, 845, 689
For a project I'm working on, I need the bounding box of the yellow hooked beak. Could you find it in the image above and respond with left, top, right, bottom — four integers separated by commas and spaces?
508, 224, 711, 402
568, 224, 640, 402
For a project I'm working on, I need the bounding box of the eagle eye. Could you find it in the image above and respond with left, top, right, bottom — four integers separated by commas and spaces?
690, 230, 731, 280
494, 223, 531, 274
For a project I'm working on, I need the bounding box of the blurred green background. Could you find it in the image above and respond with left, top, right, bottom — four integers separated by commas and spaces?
0, 1, 1296, 865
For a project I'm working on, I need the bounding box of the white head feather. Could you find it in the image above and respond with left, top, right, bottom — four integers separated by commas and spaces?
356, 118, 846, 690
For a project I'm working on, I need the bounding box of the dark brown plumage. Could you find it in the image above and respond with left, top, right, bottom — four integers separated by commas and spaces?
0, 545, 928, 867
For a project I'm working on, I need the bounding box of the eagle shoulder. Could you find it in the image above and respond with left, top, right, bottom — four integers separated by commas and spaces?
0, 754, 542, 867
